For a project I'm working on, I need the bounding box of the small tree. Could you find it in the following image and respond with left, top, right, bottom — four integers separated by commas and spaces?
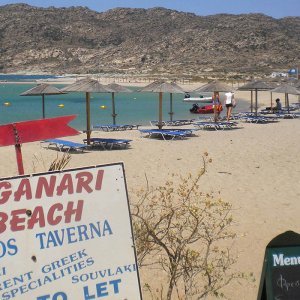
131, 156, 248, 299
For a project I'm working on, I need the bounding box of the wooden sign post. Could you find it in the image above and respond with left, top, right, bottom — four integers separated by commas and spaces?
0, 115, 79, 175
257, 231, 300, 300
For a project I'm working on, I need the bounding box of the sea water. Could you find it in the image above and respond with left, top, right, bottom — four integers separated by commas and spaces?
0, 75, 249, 129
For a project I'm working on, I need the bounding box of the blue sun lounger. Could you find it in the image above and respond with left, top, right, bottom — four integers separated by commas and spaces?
83, 138, 132, 150
193, 121, 238, 130
150, 119, 195, 127
92, 124, 141, 131
43, 139, 88, 152
238, 115, 270, 124
139, 129, 188, 140
159, 128, 198, 136
275, 112, 299, 119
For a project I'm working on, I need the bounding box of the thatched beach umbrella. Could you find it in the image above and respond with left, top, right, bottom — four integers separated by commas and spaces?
238, 80, 272, 115
138, 80, 185, 129
270, 83, 300, 113
20, 83, 66, 119
292, 80, 300, 89
193, 81, 233, 94
106, 83, 132, 125
289, 80, 300, 105
61, 78, 113, 144
193, 81, 233, 121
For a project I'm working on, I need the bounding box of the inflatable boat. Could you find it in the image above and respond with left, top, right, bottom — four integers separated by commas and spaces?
190, 104, 222, 114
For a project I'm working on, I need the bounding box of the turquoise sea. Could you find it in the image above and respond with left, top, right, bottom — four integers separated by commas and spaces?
0, 75, 249, 129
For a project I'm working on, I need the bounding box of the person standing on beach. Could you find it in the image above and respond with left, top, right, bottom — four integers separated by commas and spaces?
212, 92, 222, 120
225, 91, 235, 121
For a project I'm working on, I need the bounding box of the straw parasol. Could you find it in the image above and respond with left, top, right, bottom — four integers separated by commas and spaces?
20, 83, 66, 119
193, 81, 233, 121
292, 80, 300, 89
270, 83, 300, 113
238, 80, 273, 115
61, 78, 114, 144
193, 81, 233, 94
106, 83, 132, 125
138, 80, 185, 129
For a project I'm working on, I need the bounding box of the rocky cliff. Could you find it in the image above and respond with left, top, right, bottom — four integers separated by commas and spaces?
0, 4, 299, 78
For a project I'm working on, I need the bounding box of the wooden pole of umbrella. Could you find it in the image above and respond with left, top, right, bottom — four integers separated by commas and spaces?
270, 92, 273, 109
284, 93, 287, 107
255, 89, 258, 116
169, 93, 174, 121
111, 92, 117, 125
42, 94, 45, 119
13, 124, 24, 175
213, 91, 218, 122
106, 83, 133, 125
251, 90, 253, 113
286, 93, 290, 113
86, 92, 91, 145
158, 92, 163, 129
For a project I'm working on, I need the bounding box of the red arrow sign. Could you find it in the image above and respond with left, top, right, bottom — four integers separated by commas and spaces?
0, 115, 79, 146
0, 115, 79, 175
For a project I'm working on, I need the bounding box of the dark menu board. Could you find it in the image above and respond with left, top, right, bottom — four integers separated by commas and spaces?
257, 231, 300, 300
266, 247, 300, 300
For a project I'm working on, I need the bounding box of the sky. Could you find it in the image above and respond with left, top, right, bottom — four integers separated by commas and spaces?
0, 0, 299, 19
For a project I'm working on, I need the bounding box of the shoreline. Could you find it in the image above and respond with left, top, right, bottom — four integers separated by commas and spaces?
1, 77, 298, 108
0, 77, 202, 88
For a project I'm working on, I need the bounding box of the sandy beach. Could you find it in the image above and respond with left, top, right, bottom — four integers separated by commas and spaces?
0, 88, 299, 299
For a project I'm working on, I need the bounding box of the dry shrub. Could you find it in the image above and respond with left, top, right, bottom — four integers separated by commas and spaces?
48, 152, 71, 171
131, 155, 252, 300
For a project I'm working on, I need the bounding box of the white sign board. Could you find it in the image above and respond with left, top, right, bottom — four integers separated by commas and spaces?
0, 163, 142, 300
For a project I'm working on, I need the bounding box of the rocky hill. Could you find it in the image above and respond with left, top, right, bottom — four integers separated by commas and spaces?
0, 4, 299, 78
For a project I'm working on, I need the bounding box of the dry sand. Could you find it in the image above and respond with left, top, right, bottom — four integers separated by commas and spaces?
0, 89, 299, 299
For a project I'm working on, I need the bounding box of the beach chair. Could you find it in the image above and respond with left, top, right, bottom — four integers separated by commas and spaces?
237, 112, 256, 117
164, 119, 196, 126
193, 121, 237, 130
275, 112, 299, 119
238, 115, 266, 123
149, 120, 166, 127
258, 115, 279, 122
84, 138, 132, 150
121, 124, 141, 130
160, 128, 198, 136
42, 139, 88, 152
219, 114, 240, 121
92, 124, 141, 131
139, 129, 188, 140
150, 119, 195, 127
